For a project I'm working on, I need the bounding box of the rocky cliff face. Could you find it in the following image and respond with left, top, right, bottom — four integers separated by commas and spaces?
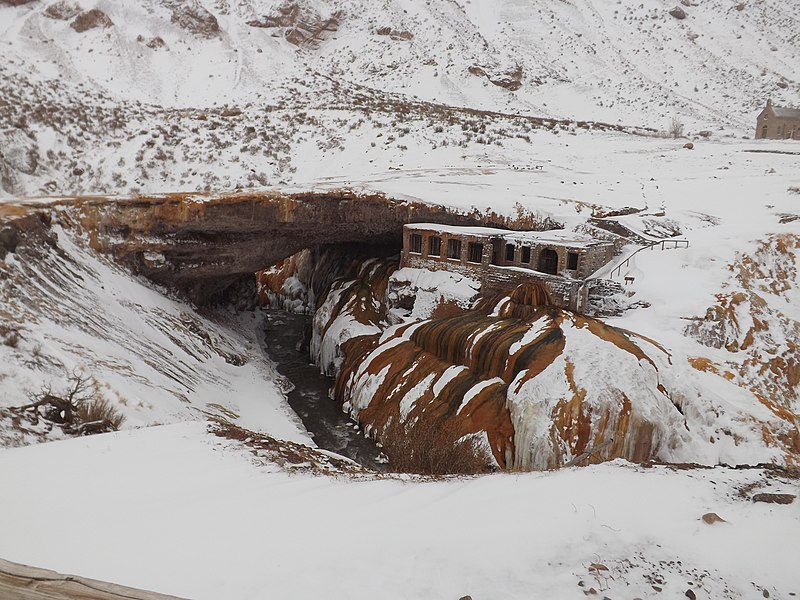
336, 282, 695, 470
685, 234, 800, 459
53, 189, 488, 304
261, 239, 798, 471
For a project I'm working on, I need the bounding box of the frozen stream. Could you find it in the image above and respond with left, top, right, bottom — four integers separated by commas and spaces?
261, 309, 386, 471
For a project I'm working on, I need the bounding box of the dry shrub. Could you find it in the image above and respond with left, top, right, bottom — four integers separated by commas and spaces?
379, 415, 492, 476
77, 395, 125, 430
3, 331, 21, 348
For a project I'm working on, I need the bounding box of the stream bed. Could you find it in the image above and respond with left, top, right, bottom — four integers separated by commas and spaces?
261, 309, 386, 471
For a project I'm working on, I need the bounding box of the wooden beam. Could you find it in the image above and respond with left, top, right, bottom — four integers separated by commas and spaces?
0, 558, 189, 600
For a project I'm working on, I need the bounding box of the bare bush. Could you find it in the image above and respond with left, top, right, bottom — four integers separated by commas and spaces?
2, 331, 20, 348
16, 369, 124, 434
379, 415, 492, 475
669, 115, 685, 138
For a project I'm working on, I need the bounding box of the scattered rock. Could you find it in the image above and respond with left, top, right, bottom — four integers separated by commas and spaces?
376, 26, 413, 41
702, 512, 726, 524
735, 2, 746, 10
0, 0, 37, 5
43, 0, 80, 20
469, 64, 524, 91
669, 6, 687, 19
752, 493, 795, 504
686, 589, 697, 600
459, 596, 473, 600
70, 9, 114, 33
698, 130, 712, 138
136, 34, 167, 50
169, 0, 220, 38
777, 80, 788, 89
684, 142, 694, 149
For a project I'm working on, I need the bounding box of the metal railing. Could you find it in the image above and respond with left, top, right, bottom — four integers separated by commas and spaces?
609, 238, 689, 280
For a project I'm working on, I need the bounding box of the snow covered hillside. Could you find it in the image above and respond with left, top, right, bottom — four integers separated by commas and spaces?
1, 0, 799, 198
2, 0, 797, 121
0, 210, 309, 447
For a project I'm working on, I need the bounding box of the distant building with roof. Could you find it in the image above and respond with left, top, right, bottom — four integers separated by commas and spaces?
755, 99, 800, 140
400, 223, 617, 313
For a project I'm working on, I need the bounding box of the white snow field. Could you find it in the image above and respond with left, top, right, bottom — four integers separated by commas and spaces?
1, 422, 798, 600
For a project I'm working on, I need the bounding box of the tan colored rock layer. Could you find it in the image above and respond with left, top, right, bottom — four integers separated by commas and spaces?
37, 189, 495, 304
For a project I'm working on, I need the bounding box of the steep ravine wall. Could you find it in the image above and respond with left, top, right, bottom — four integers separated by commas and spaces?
39, 189, 515, 304
264, 246, 799, 471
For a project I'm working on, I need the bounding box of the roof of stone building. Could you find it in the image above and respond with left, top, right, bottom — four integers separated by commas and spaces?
405, 223, 612, 249
770, 106, 800, 119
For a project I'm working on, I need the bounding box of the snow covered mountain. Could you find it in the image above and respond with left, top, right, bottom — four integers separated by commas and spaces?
1, 0, 799, 197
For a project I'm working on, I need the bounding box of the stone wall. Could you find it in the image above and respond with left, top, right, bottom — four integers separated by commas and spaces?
755, 113, 800, 140
401, 227, 618, 313
404, 254, 589, 312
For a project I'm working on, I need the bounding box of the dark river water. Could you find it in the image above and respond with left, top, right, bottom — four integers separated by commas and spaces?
261, 309, 386, 471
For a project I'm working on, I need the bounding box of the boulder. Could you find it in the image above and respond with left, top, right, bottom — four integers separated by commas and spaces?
752, 493, 795, 504
70, 9, 114, 32
669, 6, 687, 19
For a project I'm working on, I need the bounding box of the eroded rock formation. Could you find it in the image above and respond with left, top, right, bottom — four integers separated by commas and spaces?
336, 282, 693, 470
54, 189, 488, 304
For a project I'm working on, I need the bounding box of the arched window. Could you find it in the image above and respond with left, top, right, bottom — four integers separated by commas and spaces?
761, 124, 768, 139
538, 249, 559, 275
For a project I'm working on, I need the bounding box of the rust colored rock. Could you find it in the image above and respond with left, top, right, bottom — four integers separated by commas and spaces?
70, 9, 114, 33
336, 281, 689, 471
752, 493, 795, 504
0, 0, 37, 5
684, 142, 694, 149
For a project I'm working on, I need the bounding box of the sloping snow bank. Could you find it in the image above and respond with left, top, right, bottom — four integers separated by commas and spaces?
0, 223, 308, 446
0, 423, 797, 600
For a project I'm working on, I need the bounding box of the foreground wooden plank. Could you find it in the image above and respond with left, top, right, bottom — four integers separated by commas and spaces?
0, 558, 189, 600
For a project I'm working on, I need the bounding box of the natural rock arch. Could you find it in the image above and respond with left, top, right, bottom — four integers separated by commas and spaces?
59, 190, 501, 304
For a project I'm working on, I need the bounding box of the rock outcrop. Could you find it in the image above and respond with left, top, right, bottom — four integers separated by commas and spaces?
70, 9, 114, 33
0, 128, 39, 195
43, 0, 79, 20
61, 190, 491, 304
167, 0, 219, 38
336, 282, 693, 470
247, 2, 342, 47
685, 234, 800, 459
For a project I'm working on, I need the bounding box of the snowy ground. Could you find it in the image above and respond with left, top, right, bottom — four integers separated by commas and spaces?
1, 422, 797, 600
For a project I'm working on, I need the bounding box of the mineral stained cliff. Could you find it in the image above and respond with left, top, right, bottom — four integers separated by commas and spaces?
336, 282, 693, 470
262, 246, 797, 471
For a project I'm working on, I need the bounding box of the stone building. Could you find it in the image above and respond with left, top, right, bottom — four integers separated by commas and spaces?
400, 223, 616, 313
755, 99, 800, 140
